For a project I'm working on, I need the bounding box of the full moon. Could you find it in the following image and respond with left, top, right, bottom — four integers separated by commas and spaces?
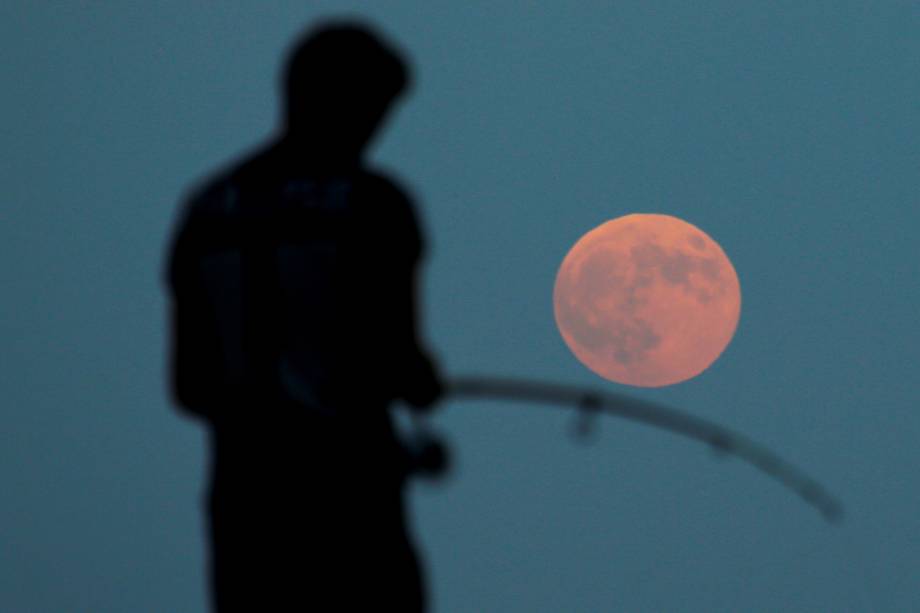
553, 214, 741, 387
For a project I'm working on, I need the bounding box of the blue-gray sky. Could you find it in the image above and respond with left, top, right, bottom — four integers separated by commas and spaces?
3, 2, 918, 611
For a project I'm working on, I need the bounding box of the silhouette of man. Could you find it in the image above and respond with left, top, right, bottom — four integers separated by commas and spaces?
165, 22, 441, 612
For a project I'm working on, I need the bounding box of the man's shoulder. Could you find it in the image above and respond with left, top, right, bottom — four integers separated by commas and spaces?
179, 144, 280, 220
354, 168, 426, 257
181, 174, 237, 220
357, 168, 414, 204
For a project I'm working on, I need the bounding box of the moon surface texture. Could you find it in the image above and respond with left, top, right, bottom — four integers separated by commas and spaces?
553, 214, 741, 387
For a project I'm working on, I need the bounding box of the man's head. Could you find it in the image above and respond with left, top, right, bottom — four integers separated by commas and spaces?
282, 21, 411, 159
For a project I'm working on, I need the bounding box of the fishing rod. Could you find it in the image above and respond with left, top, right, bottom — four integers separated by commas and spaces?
442, 375, 843, 523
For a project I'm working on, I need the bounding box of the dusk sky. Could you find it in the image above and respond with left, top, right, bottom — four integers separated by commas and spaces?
3, 3, 919, 611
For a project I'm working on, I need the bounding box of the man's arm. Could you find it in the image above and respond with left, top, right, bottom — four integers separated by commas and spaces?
165, 202, 224, 421
399, 262, 442, 411
168, 294, 223, 419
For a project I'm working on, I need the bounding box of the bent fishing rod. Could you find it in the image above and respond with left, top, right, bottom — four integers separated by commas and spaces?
443, 375, 843, 523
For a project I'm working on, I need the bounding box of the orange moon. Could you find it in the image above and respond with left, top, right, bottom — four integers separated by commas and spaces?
553, 214, 741, 387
